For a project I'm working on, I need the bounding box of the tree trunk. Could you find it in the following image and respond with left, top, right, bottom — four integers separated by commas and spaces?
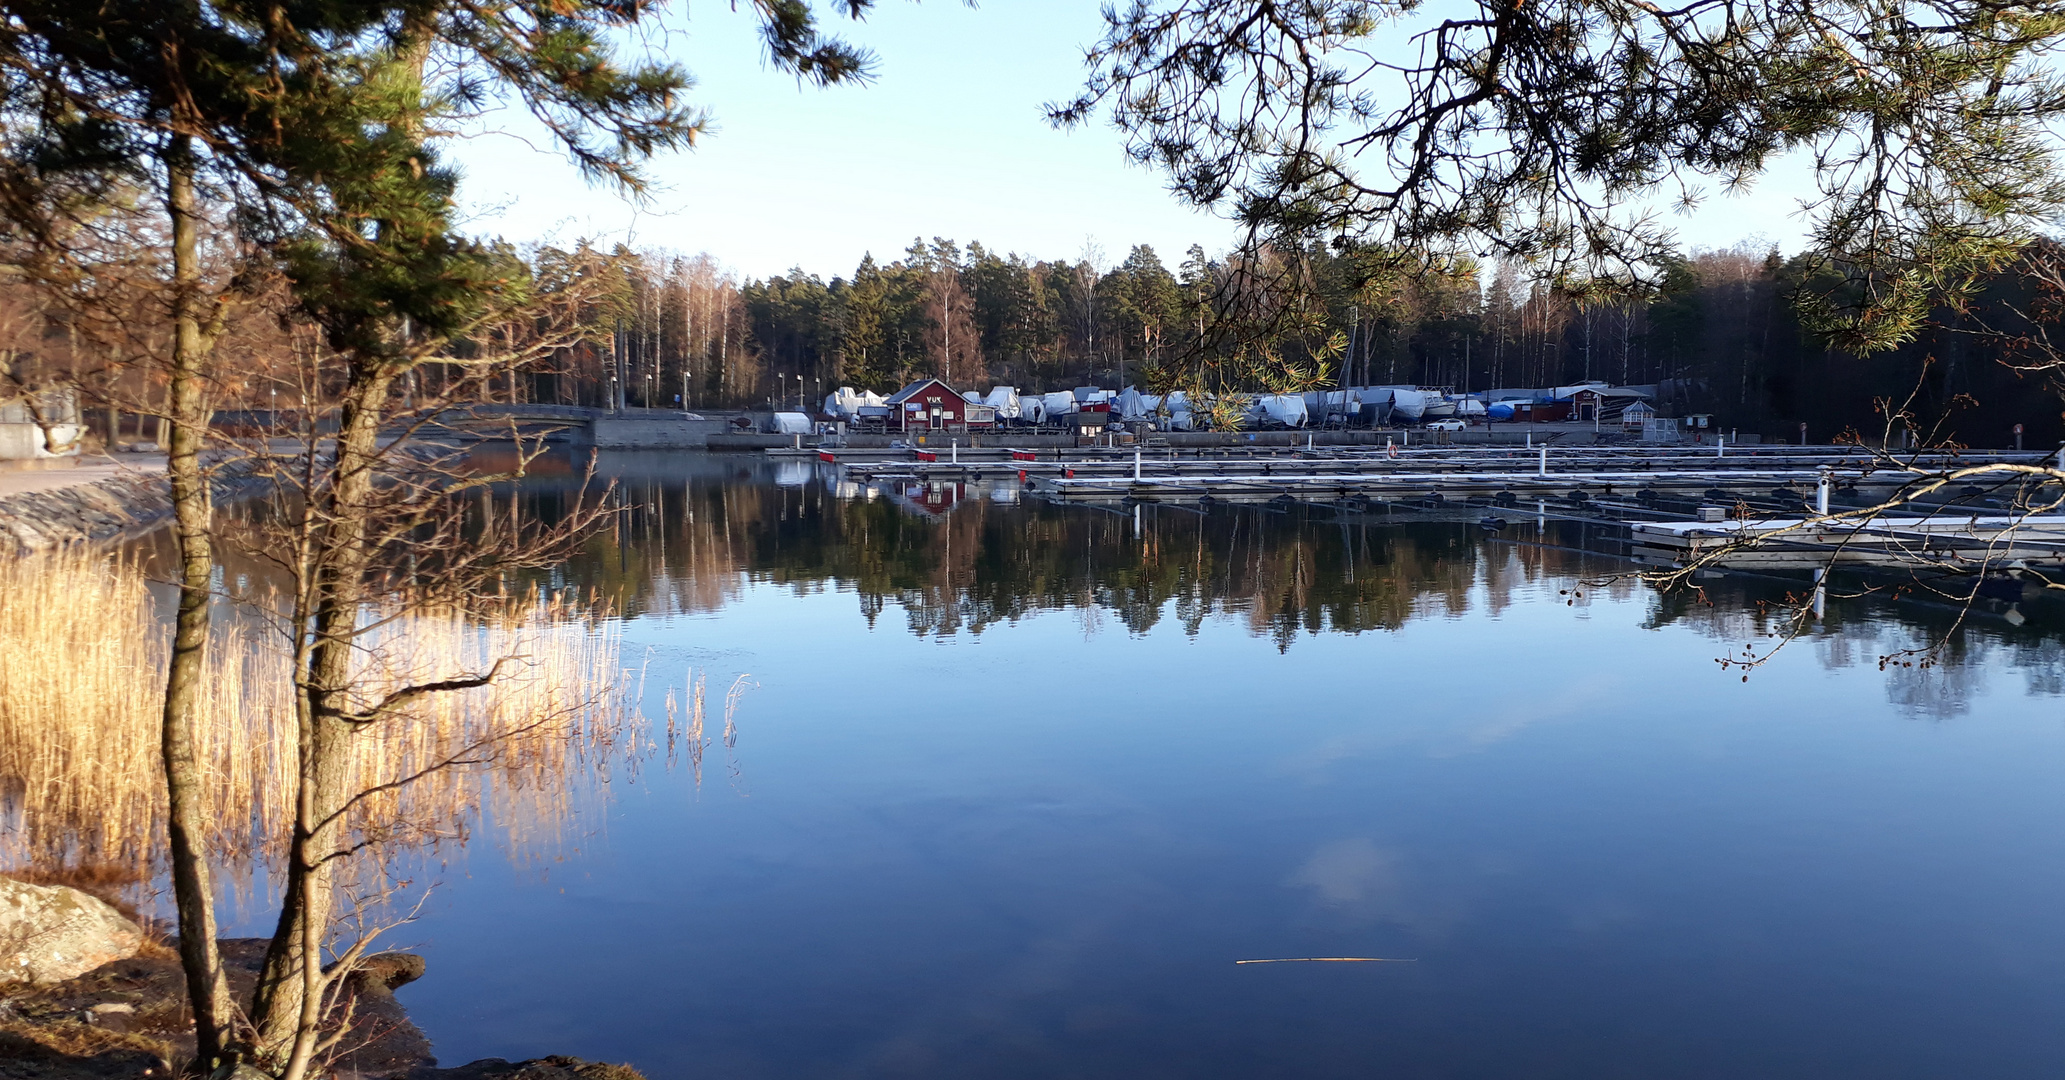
249, 362, 394, 1076
159, 134, 236, 1072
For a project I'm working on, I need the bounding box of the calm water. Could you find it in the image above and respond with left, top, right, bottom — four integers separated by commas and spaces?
286, 453, 2065, 1078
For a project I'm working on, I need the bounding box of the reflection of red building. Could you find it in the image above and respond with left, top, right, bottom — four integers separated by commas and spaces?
892, 480, 968, 517
884, 379, 996, 432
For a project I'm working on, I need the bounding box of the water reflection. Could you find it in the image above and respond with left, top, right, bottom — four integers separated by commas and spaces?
384, 452, 2065, 1079
526, 452, 2059, 717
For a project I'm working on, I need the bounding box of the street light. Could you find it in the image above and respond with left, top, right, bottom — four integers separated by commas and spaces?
794, 374, 803, 412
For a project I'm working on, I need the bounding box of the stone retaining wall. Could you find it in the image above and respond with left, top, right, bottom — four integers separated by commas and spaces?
0, 462, 266, 554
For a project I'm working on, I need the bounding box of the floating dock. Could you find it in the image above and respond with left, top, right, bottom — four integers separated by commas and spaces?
827, 443, 2065, 570
1629, 514, 2065, 569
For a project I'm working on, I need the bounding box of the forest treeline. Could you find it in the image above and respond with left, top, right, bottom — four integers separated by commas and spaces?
6, 229, 2063, 448
619, 236, 2065, 447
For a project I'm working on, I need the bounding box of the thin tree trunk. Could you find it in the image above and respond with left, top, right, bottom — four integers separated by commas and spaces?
250, 364, 394, 1076
159, 134, 236, 1071
253, 30, 430, 1069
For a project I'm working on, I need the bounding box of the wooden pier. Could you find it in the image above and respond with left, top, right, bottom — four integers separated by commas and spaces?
827, 443, 2065, 570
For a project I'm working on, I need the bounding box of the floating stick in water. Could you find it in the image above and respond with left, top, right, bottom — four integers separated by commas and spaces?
1234, 957, 1416, 965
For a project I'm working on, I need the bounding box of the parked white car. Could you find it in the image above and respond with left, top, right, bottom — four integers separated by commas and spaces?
1426, 418, 1467, 432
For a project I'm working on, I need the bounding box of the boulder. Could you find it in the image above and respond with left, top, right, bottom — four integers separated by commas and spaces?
411, 1057, 647, 1080
322, 951, 436, 1077
0, 876, 144, 986
352, 951, 428, 991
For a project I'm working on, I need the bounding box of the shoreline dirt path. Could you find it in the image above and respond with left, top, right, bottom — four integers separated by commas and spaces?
0, 455, 166, 499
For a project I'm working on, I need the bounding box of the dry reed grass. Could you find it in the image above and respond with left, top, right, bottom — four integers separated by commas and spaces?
0, 546, 650, 885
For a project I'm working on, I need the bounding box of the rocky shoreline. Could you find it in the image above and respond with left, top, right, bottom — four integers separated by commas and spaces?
2, 878, 641, 1080
0, 459, 269, 555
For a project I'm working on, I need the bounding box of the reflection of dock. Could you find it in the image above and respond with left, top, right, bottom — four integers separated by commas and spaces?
828, 444, 2065, 571
834, 445, 2049, 494
1630, 515, 2065, 569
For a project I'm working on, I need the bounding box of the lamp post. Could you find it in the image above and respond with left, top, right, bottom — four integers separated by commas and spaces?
795, 374, 804, 412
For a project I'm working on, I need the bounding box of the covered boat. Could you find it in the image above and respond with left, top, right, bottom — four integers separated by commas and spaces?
1390, 388, 1431, 421
984, 386, 1023, 420
1249, 394, 1309, 428
766, 411, 813, 435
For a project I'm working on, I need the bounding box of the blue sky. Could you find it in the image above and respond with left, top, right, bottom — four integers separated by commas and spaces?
443, 0, 1815, 280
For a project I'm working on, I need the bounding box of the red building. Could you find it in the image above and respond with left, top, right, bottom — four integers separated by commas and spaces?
884, 378, 994, 432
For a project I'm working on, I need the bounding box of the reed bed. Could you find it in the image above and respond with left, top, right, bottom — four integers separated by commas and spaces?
0, 547, 649, 882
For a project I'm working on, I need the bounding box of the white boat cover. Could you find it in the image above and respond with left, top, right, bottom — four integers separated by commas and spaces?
1043, 391, 1079, 417
1021, 395, 1047, 423
1250, 394, 1309, 427
768, 411, 813, 435
822, 387, 887, 419
961, 390, 983, 404
984, 386, 1022, 419
1117, 387, 1164, 420
1390, 388, 1430, 420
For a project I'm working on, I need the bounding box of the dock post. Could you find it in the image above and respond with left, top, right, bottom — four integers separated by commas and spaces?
1538, 445, 1547, 477
1717, 433, 1725, 459
1817, 467, 1831, 516
1134, 446, 1142, 482
951, 439, 957, 464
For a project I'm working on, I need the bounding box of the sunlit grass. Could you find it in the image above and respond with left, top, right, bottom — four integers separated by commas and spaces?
0, 546, 650, 884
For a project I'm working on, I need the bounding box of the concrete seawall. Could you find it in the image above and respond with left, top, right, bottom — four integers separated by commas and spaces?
591, 416, 731, 449
0, 457, 267, 554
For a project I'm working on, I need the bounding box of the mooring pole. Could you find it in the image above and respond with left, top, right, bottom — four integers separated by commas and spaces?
1817, 467, 1831, 516
951, 439, 958, 464
1134, 446, 1142, 482
1717, 433, 1725, 459
1538, 445, 1548, 477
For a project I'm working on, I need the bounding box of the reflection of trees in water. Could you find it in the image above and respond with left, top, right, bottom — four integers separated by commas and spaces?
1642, 568, 2065, 719
494, 457, 2064, 714
538, 466, 1648, 651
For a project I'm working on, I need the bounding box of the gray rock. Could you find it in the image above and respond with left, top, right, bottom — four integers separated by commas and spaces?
410, 1057, 647, 1080
352, 951, 427, 991
0, 876, 144, 986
